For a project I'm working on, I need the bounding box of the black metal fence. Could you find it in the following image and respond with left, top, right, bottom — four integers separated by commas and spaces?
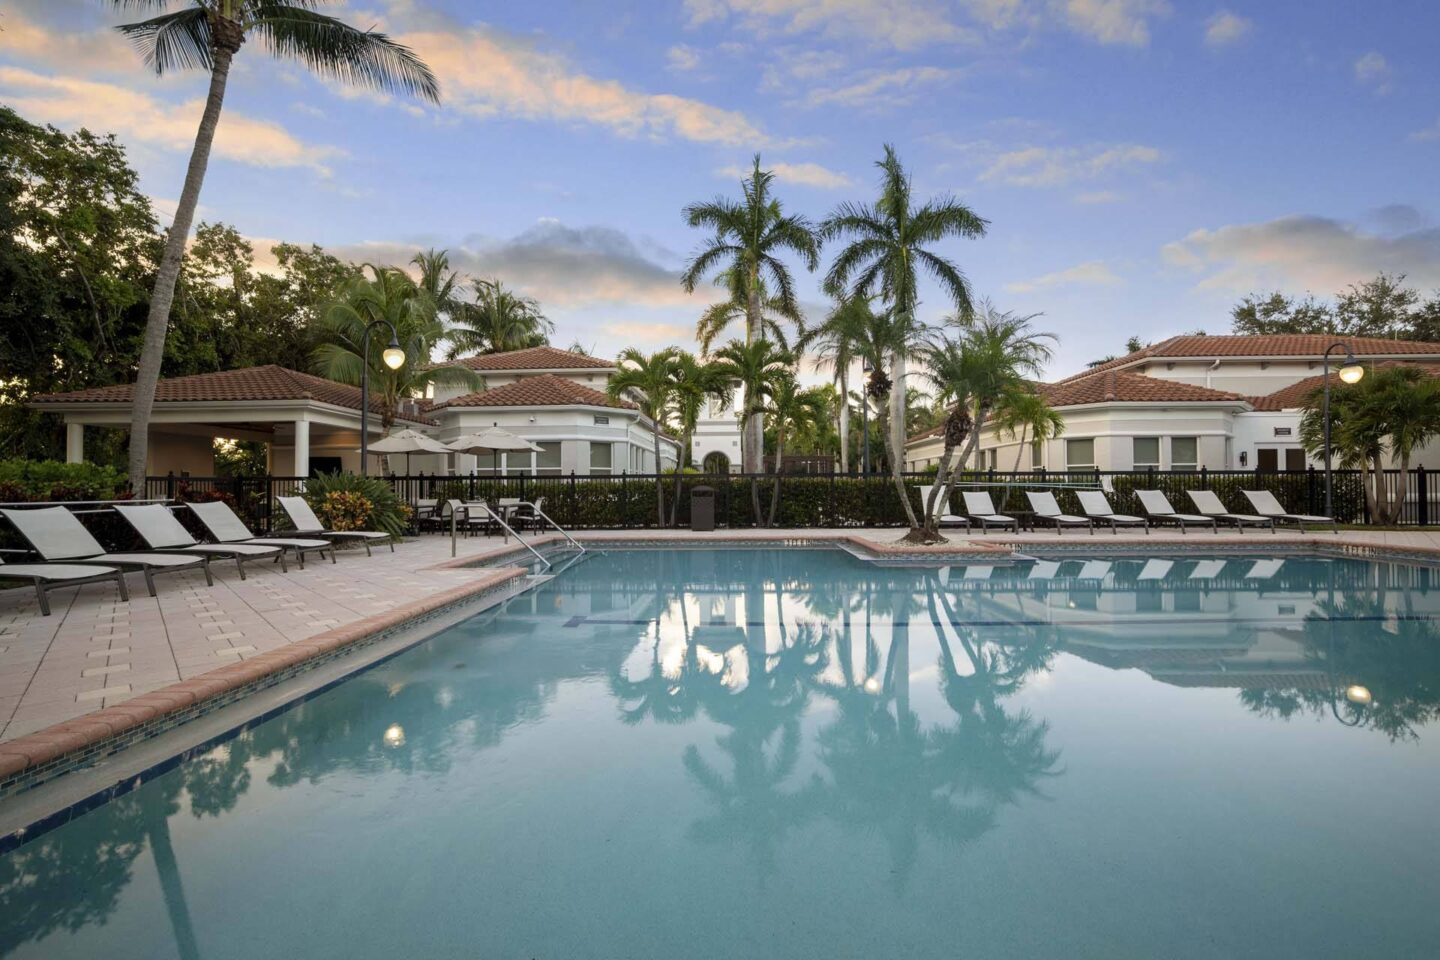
144, 466, 1440, 532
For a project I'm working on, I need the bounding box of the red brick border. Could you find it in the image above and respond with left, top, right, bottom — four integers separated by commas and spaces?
0, 567, 526, 780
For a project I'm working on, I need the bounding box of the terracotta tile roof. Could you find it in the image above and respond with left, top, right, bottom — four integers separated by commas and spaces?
1059, 334, 1440, 384
1042, 370, 1248, 407
29, 365, 437, 424
436, 373, 636, 410
1249, 361, 1440, 411
446, 346, 614, 372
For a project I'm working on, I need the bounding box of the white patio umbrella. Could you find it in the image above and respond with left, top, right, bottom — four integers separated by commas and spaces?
367, 428, 452, 474
445, 427, 544, 456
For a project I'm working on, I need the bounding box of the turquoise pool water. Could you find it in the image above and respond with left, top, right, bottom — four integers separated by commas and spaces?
3, 548, 1440, 959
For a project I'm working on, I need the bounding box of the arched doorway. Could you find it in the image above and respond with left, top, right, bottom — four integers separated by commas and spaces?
702, 451, 730, 475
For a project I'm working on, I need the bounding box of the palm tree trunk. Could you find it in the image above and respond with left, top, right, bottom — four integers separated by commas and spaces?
744, 285, 763, 473
652, 425, 665, 526
127, 41, 239, 492
959, 400, 986, 471
838, 367, 850, 473
767, 429, 785, 526
889, 351, 907, 473
669, 432, 689, 527
883, 402, 921, 534
1011, 423, 1030, 473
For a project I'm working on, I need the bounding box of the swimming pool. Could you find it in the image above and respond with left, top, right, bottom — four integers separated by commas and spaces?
3, 547, 1439, 958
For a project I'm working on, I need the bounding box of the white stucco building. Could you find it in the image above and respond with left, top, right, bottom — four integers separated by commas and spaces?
905, 334, 1440, 473
34, 346, 743, 477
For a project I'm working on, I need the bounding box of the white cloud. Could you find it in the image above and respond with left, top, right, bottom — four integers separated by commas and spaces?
684, 0, 975, 50
1408, 118, 1440, 143
0, 9, 139, 74
1203, 10, 1252, 47
717, 161, 854, 189
803, 66, 960, 108
1006, 259, 1122, 293
1162, 214, 1440, 293
1354, 51, 1391, 93
334, 220, 720, 310
0, 67, 343, 175
1058, 0, 1170, 47
602, 321, 690, 342
387, 20, 773, 146
979, 142, 1163, 186
666, 45, 702, 71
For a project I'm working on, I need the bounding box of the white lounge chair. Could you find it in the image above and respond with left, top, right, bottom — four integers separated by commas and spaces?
1027, 560, 1061, 579
961, 492, 1018, 533
1025, 492, 1092, 535
1, 506, 212, 597
114, 504, 286, 579
278, 496, 395, 554
186, 500, 334, 568
1245, 559, 1284, 579
1188, 559, 1225, 579
1134, 490, 1217, 534
1186, 490, 1275, 534
1136, 558, 1173, 580
1076, 490, 1149, 534
1076, 560, 1112, 580
0, 554, 129, 616
918, 486, 970, 529
1242, 489, 1338, 533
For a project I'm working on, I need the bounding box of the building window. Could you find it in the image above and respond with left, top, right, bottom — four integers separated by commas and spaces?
472, 451, 499, 476
1066, 438, 1095, 471
986, 448, 998, 471
1031, 440, 1042, 469
1133, 437, 1160, 470
535, 442, 561, 476
1171, 437, 1199, 472
590, 442, 612, 475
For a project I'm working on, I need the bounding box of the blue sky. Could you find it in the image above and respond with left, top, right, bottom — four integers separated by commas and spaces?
2, 0, 1438, 379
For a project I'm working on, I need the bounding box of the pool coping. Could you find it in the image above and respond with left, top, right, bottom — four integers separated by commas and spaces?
0, 566, 529, 804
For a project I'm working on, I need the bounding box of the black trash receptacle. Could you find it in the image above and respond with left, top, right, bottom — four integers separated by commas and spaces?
691, 485, 715, 531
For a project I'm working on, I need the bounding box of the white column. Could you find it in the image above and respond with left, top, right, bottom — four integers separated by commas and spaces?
65, 422, 84, 463
293, 420, 310, 479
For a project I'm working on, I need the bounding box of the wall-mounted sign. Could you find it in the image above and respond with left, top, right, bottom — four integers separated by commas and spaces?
1273, 427, 1293, 437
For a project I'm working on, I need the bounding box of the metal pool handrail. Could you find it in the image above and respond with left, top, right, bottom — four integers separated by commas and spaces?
452, 501, 551, 569
516, 500, 585, 554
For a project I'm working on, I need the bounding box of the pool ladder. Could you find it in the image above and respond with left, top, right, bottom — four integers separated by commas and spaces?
448, 501, 585, 571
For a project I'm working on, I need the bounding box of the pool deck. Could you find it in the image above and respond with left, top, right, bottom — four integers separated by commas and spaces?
3, 525, 1440, 782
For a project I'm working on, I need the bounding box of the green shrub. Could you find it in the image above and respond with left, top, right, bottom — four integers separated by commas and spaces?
298, 472, 410, 537
0, 459, 126, 501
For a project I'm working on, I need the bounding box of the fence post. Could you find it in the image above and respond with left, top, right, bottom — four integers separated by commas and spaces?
1199, 465, 1208, 489
1307, 466, 1317, 516
622, 472, 629, 530
830, 469, 837, 527
1420, 466, 1429, 527
166, 471, 176, 501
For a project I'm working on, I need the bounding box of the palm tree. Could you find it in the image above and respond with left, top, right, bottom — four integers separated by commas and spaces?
114, 0, 440, 491
411, 248, 464, 326
764, 375, 829, 526
712, 338, 792, 525
821, 144, 987, 541
608, 348, 679, 526
312, 265, 480, 437
797, 295, 876, 474
846, 304, 929, 528
994, 388, 1064, 474
917, 305, 1055, 529
668, 351, 734, 525
446, 279, 552, 357
694, 269, 802, 356
681, 156, 820, 471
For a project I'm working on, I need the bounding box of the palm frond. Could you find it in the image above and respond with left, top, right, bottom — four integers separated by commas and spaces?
116, 7, 213, 75
251, 7, 440, 103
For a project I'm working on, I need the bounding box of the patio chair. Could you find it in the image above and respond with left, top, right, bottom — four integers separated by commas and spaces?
277, 496, 395, 554
961, 492, 1018, 533
0, 554, 129, 616
440, 499, 491, 537
1025, 492, 1093, 535
1076, 490, 1149, 535
1133, 490, 1217, 534
1242, 489, 1338, 533
918, 485, 970, 529
0, 506, 212, 597
509, 496, 548, 533
1186, 490, 1276, 534
186, 500, 334, 568
114, 504, 286, 579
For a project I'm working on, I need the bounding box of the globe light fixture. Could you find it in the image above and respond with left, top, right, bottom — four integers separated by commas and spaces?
1322, 343, 1365, 518
383, 723, 406, 748
382, 337, 406, 371
1344, 684, 1373, 706
1338, 358, 1365, 384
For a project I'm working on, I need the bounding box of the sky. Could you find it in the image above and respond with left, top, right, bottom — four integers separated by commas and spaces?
2, 0, 1438, 380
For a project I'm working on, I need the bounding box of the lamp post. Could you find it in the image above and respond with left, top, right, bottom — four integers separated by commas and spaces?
1321, 341, 1365, 519
359, 319, 406, 477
